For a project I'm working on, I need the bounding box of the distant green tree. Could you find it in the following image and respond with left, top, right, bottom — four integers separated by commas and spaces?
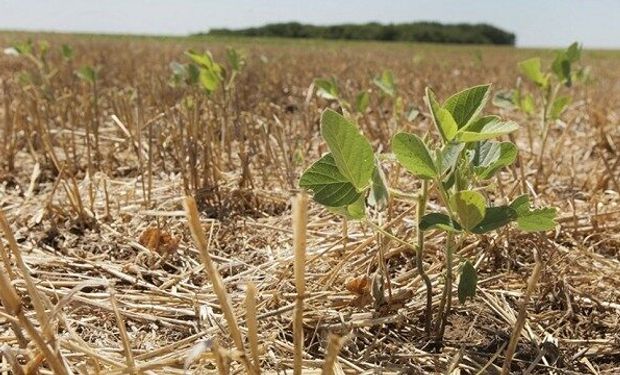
204, 22, 516, 45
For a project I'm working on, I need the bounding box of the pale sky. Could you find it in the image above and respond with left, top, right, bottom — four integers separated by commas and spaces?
0, 0, 618, 48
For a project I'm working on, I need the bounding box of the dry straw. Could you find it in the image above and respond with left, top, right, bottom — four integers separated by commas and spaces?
292, 192, 308, 375
183, 196, 256, 374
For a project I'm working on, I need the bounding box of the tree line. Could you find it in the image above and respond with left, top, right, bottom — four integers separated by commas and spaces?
202, 22, 516, 45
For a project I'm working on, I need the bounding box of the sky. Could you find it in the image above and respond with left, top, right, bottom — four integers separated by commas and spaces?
0, 0, 618, 48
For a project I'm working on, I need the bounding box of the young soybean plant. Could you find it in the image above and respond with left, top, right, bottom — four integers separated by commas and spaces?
393, 84, 557, 340
495, 42, 588, 182
299, 84, 558, 342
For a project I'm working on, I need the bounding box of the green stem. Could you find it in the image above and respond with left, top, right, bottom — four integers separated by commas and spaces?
416, 180, 433, 335
435, 231, 454, 341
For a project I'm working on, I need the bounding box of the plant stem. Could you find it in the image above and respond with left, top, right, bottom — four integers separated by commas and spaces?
416, 180, 433, 335
536, 83, 560, 187
435, 231, 454, 341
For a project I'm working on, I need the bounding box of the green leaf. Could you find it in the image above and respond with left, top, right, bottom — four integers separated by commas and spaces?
320, 109, 374, 191
551, 53, 571, 86
439, 142, 465, 175
436, 108, 458, 141
299, 153, 361, 207
549, 96, 570, 120
327, 194, 366, 220
425, 88, 452, 142
442, 84, 491, 129
450, 190, 486, 232
199, 68, 221, 93
61, 44, 74, 60
373, 70, 395, 97
368, 162, 389, 211
520, 93, 535, 115
472, 141, 518, 179
458, 261, 477, 304
355, 91, 370, 113
315, 78, 340, 101
519, 58, 547, 87
419, 213, 461, 232
510, 195, 557, 232
456, 116, 519, 142
76, 65, 96, 83
186, 50, 219, 71
471, 206, 518, 234
566, 42, 581, 62
392, 132, 438, 180
226, 47, 244, 72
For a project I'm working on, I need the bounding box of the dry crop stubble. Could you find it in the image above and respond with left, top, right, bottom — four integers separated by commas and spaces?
0, 32, 619, 373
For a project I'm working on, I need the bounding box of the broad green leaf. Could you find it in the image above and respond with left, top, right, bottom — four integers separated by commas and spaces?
320, 109, 374, 191
373, 70, 395, 97
516, 208, 557, 232
355, 91, 370, 113
439, 142, 465, 175
549, 96, 570, 120
510, 195, 557, 232
456, 116, 519, 142
442, 84, 491, 129
425, 88, 452, 142
186, 50, 219, 71
519, 58, 547, 87
472, 141, 518, 179
471, 206, 518, 234
327, 194, 366, 220
315, 78, 340, 101
436, 108, 458, 141
76, 65, 96, 83
61, 44, 74, 60
566, 42, 581, 62
458, 261, 477, 304
552, 53, 571, 86
450, 190, 486, 231
368, 162, 389, 211
199, 68, 221, 93
509, 195, 530, 215
419, 213, 461, 232
520, 93, 535, 115
299, 153, 361, 207
392, 132, 438, 180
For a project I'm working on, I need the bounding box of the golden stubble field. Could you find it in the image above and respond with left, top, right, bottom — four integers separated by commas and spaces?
0, 32, 619, 374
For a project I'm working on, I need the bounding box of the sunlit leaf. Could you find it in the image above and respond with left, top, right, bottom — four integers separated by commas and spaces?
321, 109, 374, 191
299, 153, 362, 207
450, 190, 486, 231
392, 132, 438, 180
442, 84, 491, 129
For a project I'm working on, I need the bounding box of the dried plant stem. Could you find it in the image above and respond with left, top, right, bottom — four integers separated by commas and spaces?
501, 250, 543, 375
184, 196, 255, 374
109, 286, 136, 374
322, 334, 348, 375
292, 193, 308, 375
245, 282, 261, 374
0, 260, 67, 374
0, 210, 54, 340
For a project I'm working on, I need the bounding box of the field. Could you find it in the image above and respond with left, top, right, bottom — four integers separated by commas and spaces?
0, 32, 619, 374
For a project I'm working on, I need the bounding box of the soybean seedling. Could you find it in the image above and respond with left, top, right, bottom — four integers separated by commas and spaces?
495, 42, 588, 185
300, 84, 558, 342
394, 84, 556, 340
